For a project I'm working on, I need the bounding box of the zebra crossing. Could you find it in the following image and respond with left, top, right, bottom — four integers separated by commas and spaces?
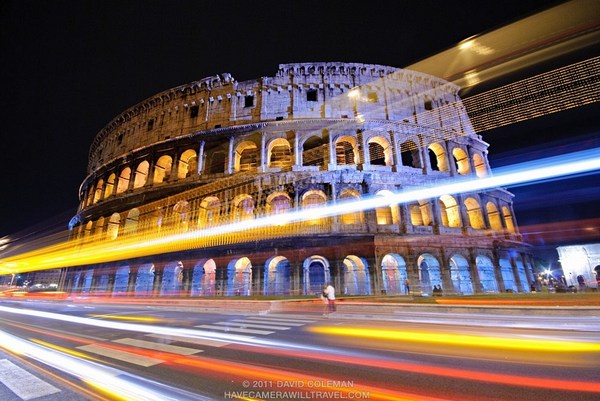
0, 359, 61, 401
0, 315, 317, 399
75, 315, 316, 367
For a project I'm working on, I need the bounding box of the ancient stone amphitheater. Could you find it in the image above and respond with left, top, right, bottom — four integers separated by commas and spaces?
66, 62, 534, 297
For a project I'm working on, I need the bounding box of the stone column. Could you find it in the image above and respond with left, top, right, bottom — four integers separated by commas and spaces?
197, 140, 205, 175
152, 264, 164, 297
227, 136, 234, 174
260, 131, 267, 172
127, 266, 137, 295
327, 131, 337, 170
170, 151, 181, 181
294, 130, 301, 167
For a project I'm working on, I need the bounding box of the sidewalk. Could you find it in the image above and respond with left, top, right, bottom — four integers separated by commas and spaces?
64, 293, 600, 318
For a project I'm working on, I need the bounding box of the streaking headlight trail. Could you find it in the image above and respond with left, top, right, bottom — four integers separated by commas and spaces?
0, 148, 598, 273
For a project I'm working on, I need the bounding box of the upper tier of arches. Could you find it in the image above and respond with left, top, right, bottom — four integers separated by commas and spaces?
79, 122, 490, 212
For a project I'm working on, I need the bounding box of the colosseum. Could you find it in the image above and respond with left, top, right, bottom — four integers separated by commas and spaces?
64, 62, 535, 297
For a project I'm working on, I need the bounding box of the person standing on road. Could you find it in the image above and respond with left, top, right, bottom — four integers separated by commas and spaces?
404, 278, 410, 295
322, 282, 336, 316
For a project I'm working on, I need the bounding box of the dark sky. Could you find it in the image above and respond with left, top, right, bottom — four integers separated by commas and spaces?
1, 0, 598, 248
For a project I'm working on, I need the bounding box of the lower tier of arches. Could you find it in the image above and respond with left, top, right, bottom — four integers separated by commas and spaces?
61, 235, 535, 297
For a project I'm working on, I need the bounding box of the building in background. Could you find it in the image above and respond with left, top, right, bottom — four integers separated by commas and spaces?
65, 62, 535, 297
556, 244, 600, 291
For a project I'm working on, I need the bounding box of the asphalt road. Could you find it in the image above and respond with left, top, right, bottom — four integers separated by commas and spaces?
0, 299, 599, 401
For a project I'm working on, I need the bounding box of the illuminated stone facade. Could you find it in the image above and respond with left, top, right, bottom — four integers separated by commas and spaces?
65, 62, 535, 297
556, 244, 600, 290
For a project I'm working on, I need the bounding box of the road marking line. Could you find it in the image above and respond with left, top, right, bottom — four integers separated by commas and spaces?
235, 318, 308, 326
77, 344, 163, 367
112, 338, 202, 355
245, 316, 316, 323
0, 359, 61, 400
145, 334, 238, 347
195, 324, 274, 335
214, 322, 290, 330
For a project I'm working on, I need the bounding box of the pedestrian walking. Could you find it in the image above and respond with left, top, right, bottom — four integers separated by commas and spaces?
322, 283, 336, 316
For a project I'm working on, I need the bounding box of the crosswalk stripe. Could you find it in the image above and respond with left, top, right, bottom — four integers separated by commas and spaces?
145, 334, 238, 347
0, 359, 60, 400
235, 318, 308, 326
195, 324, 274, 335
214, 322, 290, 330
245, 316, 316, 323
77, 344, 163, 367
113, 338, 202, 355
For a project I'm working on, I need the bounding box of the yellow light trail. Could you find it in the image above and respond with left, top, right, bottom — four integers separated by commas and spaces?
308, 326, 600, 353
0, 148, 598, 275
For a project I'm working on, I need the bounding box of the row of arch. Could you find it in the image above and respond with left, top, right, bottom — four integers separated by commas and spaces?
81, 130, 489, 210
64, 251, 532, 297
74, 186, 517, 240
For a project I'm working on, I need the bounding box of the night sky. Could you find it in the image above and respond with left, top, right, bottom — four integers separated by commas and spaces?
1, 1, 598, 251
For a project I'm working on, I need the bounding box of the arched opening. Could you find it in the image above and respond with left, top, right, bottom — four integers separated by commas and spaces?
191, 259, 216, 296
449, 254, 474, 295
173, 200, 190, 231
502, 206, 516, 233
83, 221, 93, 239
342, 255, 370, 295
439, 195, 461, 227
381, 254, 407, 294
95, 217, 105, 236
234, 141, 258, 172
154, 155, 173, 184
473, 153, 487, 177
367, 136, 391, 166
124, 208, 140, 235
417, 253, 442, 295
452, 148, 471, 175
515, 258, 530, 293
116, 167, 131, 194
500, 258, 517, 292
232, 194, 254, 221
113, 265, 130, 296
464, 197, 485, 229
93, 179, 104, 204
133, 160, 149, 188
267, 192, 291, 215
227, 257, 252, 296
339, 190, 363, 224
335, 136, 358, 165
264, 256, 291, 296
303, 255, 330, 295
302, 190, 327, 224
375, 190, 399, 225
104, 173, 115, 198
409, 200, 432, 226
428, 143, 448, 172
198, 196, 221, 227
178, 149, 198, 178
161, 261, 184, 296
81, 269, 94, 293
486, 202, 503, 231
268, 138, 292, 169
107, 213, 120, 240
476, 255, 499, 293
135, 263, 155, 296
400, 140, 421, 168
302, 136, 326, 167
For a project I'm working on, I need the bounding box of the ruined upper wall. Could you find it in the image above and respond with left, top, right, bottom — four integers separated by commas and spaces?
88, 62, 469, 172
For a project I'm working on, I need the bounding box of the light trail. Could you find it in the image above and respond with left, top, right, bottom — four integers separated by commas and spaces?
0, 329, 213, 401
3, 303, 599, 397
0, 148, 598, 274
